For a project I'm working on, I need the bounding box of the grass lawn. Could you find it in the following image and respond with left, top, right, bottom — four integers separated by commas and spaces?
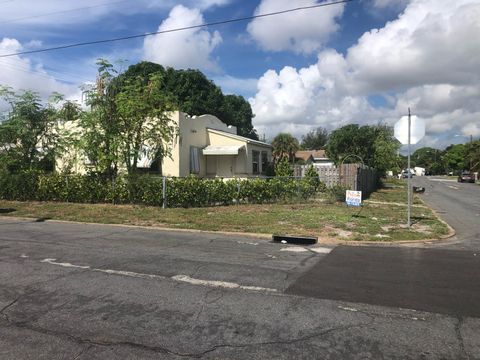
0, 181, 449, 242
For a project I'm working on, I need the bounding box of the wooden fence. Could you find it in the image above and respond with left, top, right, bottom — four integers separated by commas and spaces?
294, 164, 378, 196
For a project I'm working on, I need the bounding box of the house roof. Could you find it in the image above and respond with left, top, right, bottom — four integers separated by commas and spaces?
207, 128, 272, 148
203, 145, 244, 155
295, 150, 329, 161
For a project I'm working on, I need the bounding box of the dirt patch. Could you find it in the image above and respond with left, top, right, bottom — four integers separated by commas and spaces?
325, 225, 353, 238
412, 223, 432, 234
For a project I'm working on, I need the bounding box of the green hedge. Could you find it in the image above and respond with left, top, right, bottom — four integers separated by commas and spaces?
0, 171, 323, 208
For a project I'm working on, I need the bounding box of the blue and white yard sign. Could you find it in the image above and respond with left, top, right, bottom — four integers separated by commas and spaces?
346, 190, 362, 207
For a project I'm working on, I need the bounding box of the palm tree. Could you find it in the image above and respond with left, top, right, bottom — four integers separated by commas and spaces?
271, 133, 299, 164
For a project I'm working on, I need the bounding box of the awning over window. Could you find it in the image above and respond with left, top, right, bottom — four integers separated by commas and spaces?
202, 145, 244, 155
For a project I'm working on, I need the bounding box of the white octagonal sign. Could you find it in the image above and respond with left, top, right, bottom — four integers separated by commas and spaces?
394, 115, 425, 145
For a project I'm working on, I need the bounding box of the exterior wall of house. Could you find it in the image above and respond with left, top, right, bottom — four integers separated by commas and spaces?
206, 130, 272, 177
161, 112, 181, 177
162, 112, 237, 177
245, 144, 272, 176
55, 111, 271, 178
206, 130, 246, 177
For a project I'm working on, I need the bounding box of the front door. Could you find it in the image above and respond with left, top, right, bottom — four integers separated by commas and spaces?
216, 155, 234, 177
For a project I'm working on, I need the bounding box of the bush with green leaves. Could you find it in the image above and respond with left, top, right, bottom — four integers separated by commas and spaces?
304, 165, 325, 192
326, 185, 350, 203
274, 157, 293, 177
0, 172, 320, 208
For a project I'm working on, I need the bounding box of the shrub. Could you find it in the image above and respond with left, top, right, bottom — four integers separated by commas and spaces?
327, 185, 349, 203
304, 165, 320, 191
0, 172, 319, 208
274, 158, 293, 177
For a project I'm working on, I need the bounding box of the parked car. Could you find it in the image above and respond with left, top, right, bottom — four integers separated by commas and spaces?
401, 169, 414, 178
457, 171, 475, 183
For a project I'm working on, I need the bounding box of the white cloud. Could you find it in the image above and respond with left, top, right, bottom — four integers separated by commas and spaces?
143, 5, 222, 72
348, 0, 480, 93
250, 0, 480, 149
0, 38, 79, 102
369, 0, 410, 10
249, 51, 384, 139
247, 0, 345, 54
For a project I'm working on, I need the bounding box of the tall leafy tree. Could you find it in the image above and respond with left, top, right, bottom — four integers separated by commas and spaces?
79, 59, 121, 177
271, 133, 299, 163
118, 62, 258, 140
442, 144, 468, 173
326, 124, 400, 174
412, 147, 443, 174
300, 127, 328, 150
80, 59, 176, 176
466, 140, 480, 172
371, 124, 401, 174
115, 72, 174, 173
219, 94, 258, 139
0, 86, 74, 172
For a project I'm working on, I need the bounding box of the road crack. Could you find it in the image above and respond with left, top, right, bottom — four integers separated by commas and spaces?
3, 313, 374, 359
0, 296, 21, 321
455, 317, 469, 360
72, 344, 93, 360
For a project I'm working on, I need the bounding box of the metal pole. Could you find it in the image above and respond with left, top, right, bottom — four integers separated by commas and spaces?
112, 177, 115, 205
470, 134, 473, 171
407, 108, 411, 228
162, 176, 167, 209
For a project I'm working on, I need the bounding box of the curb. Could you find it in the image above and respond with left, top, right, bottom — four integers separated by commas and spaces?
0, 215, 274, 241
0, 213, 454, 247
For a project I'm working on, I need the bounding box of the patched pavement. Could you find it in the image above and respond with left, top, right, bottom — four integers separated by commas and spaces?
286, 245, 480, 318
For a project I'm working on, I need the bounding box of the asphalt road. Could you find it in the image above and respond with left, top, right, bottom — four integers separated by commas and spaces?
1, 218, 479, 359
287, 246, 480, 317
413, 176, 480, 250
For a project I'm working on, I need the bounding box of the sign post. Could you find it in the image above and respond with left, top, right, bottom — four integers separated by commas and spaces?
394, 109, 425, 228
407, 109, 411, 228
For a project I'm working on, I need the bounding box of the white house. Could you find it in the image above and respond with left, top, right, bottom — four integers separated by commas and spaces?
159, 112, 272, 178
56, 111, 272, 178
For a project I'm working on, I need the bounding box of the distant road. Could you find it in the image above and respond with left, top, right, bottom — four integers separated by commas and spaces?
413, 176, 480, 250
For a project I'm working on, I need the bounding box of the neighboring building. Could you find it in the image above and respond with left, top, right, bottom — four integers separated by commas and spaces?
56, 111, 272, 178
414, 167, 425, 176
295, 150, 333, 167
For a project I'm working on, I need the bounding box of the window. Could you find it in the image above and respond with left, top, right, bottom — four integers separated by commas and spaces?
190, 146, 200, 174
261, 151, 269, 174
252, 150, 259, 174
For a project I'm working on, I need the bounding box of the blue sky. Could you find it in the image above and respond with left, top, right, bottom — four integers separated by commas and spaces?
1, 0, 479, 150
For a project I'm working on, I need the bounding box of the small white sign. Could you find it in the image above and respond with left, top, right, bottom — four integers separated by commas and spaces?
346, 190, 362, 207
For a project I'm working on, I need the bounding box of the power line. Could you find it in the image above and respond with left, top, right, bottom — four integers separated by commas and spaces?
0, 0, 354, 58
0, 0, 131, 25
0, 59, 92, 84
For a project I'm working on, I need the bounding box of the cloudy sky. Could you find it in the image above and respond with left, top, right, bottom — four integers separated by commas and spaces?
1, 0, 479, 150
